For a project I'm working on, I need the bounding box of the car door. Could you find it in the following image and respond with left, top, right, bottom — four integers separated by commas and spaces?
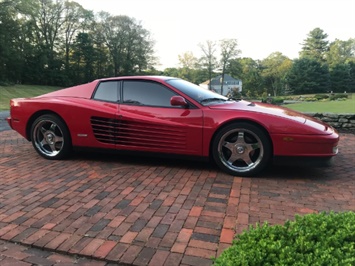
117, 80, 204, 156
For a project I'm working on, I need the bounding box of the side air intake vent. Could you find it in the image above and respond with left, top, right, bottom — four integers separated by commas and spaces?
91, 116, 119, 144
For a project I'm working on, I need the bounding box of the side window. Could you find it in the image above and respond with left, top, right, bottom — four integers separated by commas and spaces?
93, 81, 119, 102
123, 81, 177, 107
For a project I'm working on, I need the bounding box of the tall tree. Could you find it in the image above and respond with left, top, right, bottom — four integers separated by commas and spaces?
229, 58, 264, 98
71, 32, 95, 84
348, 61, 355, 92
62, 1, 93, 78
300, 28, 329, 63
96, 12, 154, 76
0, 0, 23, 82
287, 57, 330, 94
327, 38, 355, 68
199, 40, 217, 90
330, 63, 351, 93
178, 51, 197, 69
219, 39, 240, 95
19, 0, 67, 85
261, 52, 292, 96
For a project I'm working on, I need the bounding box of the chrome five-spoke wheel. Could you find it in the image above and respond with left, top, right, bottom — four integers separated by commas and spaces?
31, 114, 71, 159
212, 123, 271, 176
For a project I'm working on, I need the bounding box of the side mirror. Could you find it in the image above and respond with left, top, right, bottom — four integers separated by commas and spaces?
170, 96, 188, 107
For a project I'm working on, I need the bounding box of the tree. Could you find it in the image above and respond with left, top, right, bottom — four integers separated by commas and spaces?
287, 57, 330, 94
228, 58, 264, 98
327, 38, 355, 68
71, 32, 95, 84
330, 63, 351, 93
62, 1, 93, 79
0, 0, 23, 83
95, 12, 154, 76
178, 51, 197, 69
261, 52, 292, 96
219, 39, 240, 95
199, 40, 217, 90
300, 28, 329, 63
348, 61, 355, 92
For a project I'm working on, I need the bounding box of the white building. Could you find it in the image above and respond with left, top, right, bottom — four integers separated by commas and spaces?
199, 74, 242, 96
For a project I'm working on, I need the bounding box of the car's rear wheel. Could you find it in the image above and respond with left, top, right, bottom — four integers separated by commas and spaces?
31, 114, 71, 159
212, 122, 272, 176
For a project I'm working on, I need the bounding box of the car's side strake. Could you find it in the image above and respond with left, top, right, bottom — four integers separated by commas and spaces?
90, 116, 187, 150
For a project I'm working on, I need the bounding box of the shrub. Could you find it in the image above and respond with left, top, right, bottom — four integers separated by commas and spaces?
314, 94, 329, 100
271, 97, 284, 105
261, 97, 284, 105
330, 93, 349, 101
304, 97, 318, 102
213, 211, 355, 266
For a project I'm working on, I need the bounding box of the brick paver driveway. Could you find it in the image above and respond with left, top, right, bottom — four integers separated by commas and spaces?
0, 129, 354, 266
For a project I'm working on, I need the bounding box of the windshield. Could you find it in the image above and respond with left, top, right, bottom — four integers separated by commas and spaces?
166, 78, 229, 106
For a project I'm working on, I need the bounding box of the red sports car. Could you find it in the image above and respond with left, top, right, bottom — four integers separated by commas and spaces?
7, 76, 339, 176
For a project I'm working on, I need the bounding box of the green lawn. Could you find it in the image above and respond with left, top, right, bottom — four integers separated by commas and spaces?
285, 95, 355, 114
0, 84, 61, 110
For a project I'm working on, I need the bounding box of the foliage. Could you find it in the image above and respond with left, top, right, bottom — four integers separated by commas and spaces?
330, 63, 352, 93
271, 97, 284, 105
262, 97, 284, 105
300, 28, 329, 63
314, 94, 329, 100
178, 51, 198, 69
287, 57, 330, 94
213, 211, 355, 266
261, 52, 292, 96
228, 58, 264, 98
198, 40, 218, 90
0, 0, 156, 87
329, 93, 349, 101
219, 39, 240, 95
327, 39, 355, 68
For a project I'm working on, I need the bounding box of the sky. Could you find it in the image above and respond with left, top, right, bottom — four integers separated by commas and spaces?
74, 0, 354, 70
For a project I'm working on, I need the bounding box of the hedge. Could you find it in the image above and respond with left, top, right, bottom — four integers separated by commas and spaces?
213, 211, 355, 266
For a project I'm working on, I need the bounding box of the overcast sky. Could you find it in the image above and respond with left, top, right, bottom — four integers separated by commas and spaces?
74, 0, 355, 69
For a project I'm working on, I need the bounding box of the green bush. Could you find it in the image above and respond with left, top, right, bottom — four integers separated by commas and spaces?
261, 97, 284, 105
213, 211, 355, 266
330, 93, 349, 101
304, 97, 318, 102
314, 94, 329, 100
271, 97, 284, 105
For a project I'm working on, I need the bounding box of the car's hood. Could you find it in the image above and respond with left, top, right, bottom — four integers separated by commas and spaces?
209, 100, 334, 134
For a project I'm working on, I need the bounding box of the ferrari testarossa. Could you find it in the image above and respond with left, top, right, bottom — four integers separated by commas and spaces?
7, 76, 339, 176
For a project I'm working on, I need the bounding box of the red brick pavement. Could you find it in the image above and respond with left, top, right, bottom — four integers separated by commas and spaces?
0, 130, 354, 265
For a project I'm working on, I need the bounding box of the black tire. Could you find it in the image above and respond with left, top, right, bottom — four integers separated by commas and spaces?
31, 114, 72, 160
212, 122, 272, 176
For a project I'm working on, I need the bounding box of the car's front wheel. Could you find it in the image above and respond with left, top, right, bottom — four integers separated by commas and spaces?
212, 122, 272, 176
31, 114, 71, 159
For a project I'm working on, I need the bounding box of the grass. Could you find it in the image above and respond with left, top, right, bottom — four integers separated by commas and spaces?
285, 95, 355, 114
0, 84, 61, 110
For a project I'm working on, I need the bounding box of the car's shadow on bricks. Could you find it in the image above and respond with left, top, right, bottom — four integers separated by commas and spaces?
71, 151, 218, 172
70, 148, 351, 182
